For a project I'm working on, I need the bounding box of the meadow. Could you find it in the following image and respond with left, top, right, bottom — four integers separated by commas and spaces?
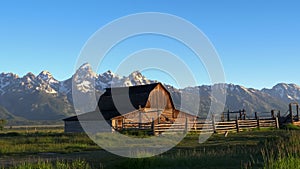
1, 126, 300, 169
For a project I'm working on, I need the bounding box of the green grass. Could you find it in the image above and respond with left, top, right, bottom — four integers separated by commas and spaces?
2, 159, 93, 169
263, 156, 300, 169
2, 128, 300, 169
260, 130, 300, 169
282, 123, 300, 130
0, 132, 100, 155
2, 125, 64, 133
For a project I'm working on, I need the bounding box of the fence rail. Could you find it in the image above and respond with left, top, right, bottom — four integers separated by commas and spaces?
119, 117, 279, 135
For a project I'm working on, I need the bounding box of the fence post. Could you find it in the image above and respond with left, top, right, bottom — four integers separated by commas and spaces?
221, 113, 224, 122
297, 104, 299, 121
255, 112, 258, 120
212, 114, 216, 133
139, 111, 142, 129
193, 118, 197, 131
151, 118, 156, 136
290, 103, 294, 124
257, 117, 260, 130
114, 120, 118, 131
157, 111, 160, 124
227, 110, 230, 121
236, 116, 240, 133
275, 117, 279, 129
271, 110, 274, 118
122, 118, 125, 130
239, 110, 242, 119
184, 117, 188, 134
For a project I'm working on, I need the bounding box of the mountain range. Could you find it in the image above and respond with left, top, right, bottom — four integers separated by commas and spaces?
0, 63, 299, 124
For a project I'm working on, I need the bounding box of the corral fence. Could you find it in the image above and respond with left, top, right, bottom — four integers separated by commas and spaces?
119, 115, 279, 135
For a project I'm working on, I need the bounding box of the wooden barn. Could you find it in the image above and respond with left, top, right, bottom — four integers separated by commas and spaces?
63, 83, 198, 133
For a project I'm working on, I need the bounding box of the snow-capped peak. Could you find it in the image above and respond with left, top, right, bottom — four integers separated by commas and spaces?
37, 71, 54, 81
262, 83, 300, 102
78, 63, 93, 71
0, 72, 19, 79
126, 71, 152, 86
75, 63, 97, 78
39, 70, 52, 76
129, 70, 143, 78
25, 72, 35, 78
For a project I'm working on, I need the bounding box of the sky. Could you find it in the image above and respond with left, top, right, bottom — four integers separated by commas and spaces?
0, 0, 299, 89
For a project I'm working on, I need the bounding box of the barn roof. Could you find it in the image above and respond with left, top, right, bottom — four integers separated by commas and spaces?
63, 115, 78, 121
63, 83, 182, 121
63, 110, 106, 121
98, 83, 175, 119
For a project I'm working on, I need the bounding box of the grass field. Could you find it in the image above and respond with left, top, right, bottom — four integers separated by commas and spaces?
1, 127, 300, 169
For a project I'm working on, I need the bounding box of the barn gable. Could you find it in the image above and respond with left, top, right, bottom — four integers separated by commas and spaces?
99, 83, 175, 120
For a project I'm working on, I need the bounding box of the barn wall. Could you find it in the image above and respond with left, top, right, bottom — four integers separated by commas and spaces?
173, 110, 197, 122
64, 120, 113, 133
146, 84, 173, 109
64, 121, 84, 133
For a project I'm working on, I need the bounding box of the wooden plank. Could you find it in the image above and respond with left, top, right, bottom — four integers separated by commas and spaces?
239, 123, 258, 126
156, 124, 213, 128
260, 124, 275, 127
239, 126, 258, 129
239, 122, 258, 125
259, 122, 275, 125
216, 122, 236, 124
155, 124, 183, 127
240, 119, 259, 122
155, 129, 185, 132
216, 124, 236, 127
239, 121, 258, 124
260, 123, 275, 126
259, 120, 276, 123
194, 120, 213, 123
193, 124, 213, 127
239, 125, 257, 128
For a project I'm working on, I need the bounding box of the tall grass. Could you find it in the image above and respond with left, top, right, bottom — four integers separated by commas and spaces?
117, 146, 260, 169
3, 159, 92, 169
261, 130, 300, 169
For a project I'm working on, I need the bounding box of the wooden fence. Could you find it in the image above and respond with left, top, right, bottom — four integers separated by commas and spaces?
120, 117, 279, 135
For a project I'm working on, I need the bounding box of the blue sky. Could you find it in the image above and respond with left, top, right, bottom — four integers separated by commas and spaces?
0, 0, 299, 89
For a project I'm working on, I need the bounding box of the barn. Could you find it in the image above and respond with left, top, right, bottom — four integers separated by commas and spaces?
63, 83, 198, 133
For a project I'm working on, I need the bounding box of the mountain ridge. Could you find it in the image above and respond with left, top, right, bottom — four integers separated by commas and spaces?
0, 63, 299, 123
